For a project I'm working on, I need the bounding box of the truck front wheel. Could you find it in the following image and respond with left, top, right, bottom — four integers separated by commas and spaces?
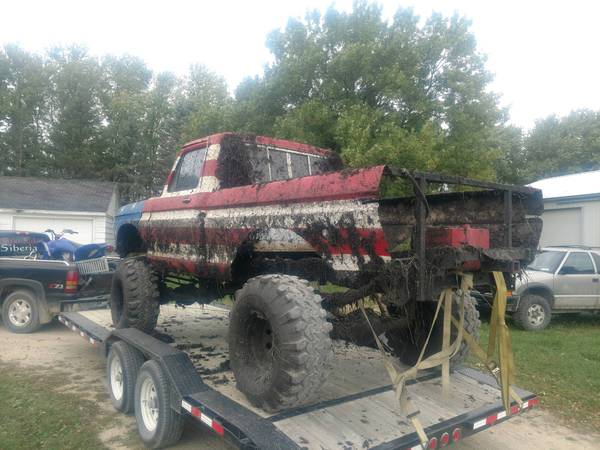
228, 275, 333, 412
111, 259, 160, 333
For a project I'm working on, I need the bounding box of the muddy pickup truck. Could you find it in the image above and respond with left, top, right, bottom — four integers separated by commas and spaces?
112, 132, 543, 413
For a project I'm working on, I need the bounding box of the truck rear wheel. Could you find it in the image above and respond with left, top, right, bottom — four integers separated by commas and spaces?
228, 275, 333, 412
391, 292, 480, 369
1, 289, 41, 334
107, 341, 145, 414
111, 259, 160, 333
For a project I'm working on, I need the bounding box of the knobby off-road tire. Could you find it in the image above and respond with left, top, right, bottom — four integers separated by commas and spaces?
228, 274, 334, 412
107, 341, 145, 414
135, 360, 184, 449
1, 289, 41, 334
391, 292, 481, 369
513, 293, 551, 331
111, 259, 160, 333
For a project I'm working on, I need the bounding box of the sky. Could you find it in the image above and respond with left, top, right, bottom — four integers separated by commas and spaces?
1, 0, 599, 129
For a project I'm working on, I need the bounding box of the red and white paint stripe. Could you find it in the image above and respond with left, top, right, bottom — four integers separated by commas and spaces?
472, 398, 539, 430
181, 400, 225, 436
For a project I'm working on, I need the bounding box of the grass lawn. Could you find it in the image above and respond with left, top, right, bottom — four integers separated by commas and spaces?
0, 365, 109, 449
471, 313, 600, 429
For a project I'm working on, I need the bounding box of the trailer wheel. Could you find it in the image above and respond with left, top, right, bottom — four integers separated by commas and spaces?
1, 289, 41, 334
229, 275, 333, 412
135, 360, 184, 449
107, 341, 145, 414
111, 259, 160, 333
391, 292, 480, 369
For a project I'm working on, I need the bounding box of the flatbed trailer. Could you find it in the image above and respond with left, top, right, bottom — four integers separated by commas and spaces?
58, 304, 538, 449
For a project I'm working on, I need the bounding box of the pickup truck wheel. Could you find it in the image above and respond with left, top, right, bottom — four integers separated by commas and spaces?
135, 360, 184, 449
111, 259, 160, 333
1, 290, 41, 334
513, 294, 551, 331
229, 275, 333, 412
107, 341, 145, 414
391, 293, 480, 369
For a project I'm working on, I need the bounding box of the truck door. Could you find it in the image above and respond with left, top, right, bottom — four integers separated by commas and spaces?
553, 251, 600, 309
142, 146, 208, 271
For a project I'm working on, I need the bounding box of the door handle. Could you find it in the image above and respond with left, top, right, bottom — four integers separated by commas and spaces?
181, 197, 191, 204
593, 278, 599, 283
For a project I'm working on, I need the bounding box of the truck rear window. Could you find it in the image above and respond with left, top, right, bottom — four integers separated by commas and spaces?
248, 146, 326, 183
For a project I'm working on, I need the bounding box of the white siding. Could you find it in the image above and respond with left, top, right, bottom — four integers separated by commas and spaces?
0, 212, 11, 230
541, 198, 600, 248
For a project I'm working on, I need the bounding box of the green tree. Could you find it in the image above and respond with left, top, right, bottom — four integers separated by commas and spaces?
46, 46, 105, 178
179, 64, 232, 142
235, 2, 509, 180
0, 45, 49, 176
523, 110, 600, 181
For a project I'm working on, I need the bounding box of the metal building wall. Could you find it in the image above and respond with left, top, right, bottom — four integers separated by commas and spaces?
541, 196, 600, 248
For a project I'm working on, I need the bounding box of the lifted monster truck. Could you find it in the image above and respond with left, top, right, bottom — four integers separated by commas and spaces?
112, 132, 543, 412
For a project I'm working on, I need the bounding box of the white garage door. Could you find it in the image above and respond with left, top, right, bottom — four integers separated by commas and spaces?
540, 208, 582, 247
14, 216, 94, 244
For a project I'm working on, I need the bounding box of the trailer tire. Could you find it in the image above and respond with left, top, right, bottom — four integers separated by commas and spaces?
107, 341, 145, 414
1, 289, 41, 334
135, 360, 184, 449
392, 292, 480, 369
513, 294, 551, 331
111, 259, 160, 333
229, 275, 333, 412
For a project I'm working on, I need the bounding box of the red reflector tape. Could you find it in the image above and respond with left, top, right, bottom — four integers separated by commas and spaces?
474, 398, 539, 430
485, 415, 497, 426
212, 420, 225, 436
181, 401, 225, 436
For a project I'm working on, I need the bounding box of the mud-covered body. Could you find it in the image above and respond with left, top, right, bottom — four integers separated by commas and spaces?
115, 132, 543, 295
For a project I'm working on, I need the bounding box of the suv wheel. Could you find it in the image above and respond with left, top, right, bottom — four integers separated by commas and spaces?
514, 294, 551, 331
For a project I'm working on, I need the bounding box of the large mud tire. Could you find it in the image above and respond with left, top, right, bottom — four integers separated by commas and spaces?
391, 292, 480, 369
111, 259, 160, 333
229, 274, 333, 412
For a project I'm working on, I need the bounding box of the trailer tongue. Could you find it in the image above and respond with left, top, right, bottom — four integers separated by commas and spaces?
58, 304, 538, 449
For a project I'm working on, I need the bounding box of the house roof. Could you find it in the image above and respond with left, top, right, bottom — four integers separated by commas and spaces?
0, 176, 117, 213
529, 170, 600, 200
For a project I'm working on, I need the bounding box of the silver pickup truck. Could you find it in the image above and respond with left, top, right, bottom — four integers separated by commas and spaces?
505, 246, 600, 330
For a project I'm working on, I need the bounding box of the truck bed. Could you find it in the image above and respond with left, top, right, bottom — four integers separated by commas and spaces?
59, 304, 538, 449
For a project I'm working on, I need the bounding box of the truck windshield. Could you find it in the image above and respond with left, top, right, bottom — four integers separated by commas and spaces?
527, 250, 566, 273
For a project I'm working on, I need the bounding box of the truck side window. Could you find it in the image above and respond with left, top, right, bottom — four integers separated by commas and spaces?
169, 148, 206, 192
560, 252, 594, 275
290, 153, 309, 178
270, 149, 289, 181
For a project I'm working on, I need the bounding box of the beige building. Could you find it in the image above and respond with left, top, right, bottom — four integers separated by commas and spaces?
531, 170, 600, 248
